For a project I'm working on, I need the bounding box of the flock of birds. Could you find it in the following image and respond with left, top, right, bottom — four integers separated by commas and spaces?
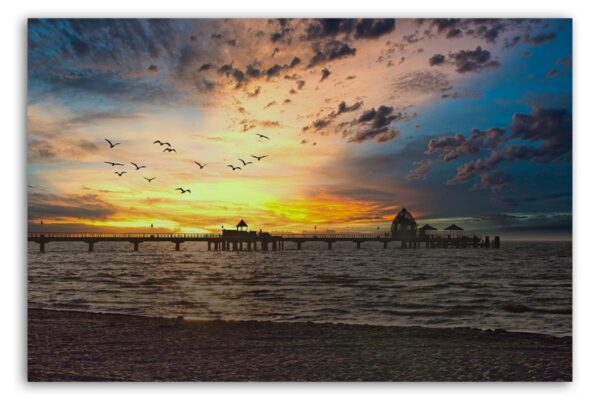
103, 134, 270, 195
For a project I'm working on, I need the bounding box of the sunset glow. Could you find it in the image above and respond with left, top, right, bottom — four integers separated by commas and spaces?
27, 19, 572, 237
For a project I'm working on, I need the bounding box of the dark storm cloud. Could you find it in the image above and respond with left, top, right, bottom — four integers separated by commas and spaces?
345, 105, 402, 143
303, 100, 363, 132
304, 19, 396, 41
308, 40, 356, 67
430, 19, 462, 38
525, 32, 557, 45
28, 192, 118, 221
245, 64, 261, 78
264, 57, 302, 78
510, 107, 572, 162
449, 46, 500, 73
269, 18, 294, 43
429, 54, 446, 66
427, 127, 507, 162
354, 19, 396, 39
443, 107, 572, 188
427, 19, 526, 44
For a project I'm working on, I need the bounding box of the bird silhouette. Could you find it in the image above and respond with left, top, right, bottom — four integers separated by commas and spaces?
251, 155, 269, 161
105, 161, 124, 166
194, 161, 207, 169
114, 171, 126, 176
144, 177, 156, 182
154, 140, 172, 147
163, 148, 176, 153
175, 188, 191, 193
131, 162, 147, 170
105, 139, 121, 148
238, 158, 253, 166
256, 133, 270, 140
227, 164, 242, 171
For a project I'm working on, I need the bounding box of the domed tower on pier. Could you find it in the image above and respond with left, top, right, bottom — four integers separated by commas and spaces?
391, 208, 417, 240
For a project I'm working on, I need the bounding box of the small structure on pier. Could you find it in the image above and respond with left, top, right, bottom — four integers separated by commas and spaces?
443, 224, 464, 237
236, 219, 248, 231
418, 224, 437, 238
391, 208, 417, 240
223, 219, 255, 239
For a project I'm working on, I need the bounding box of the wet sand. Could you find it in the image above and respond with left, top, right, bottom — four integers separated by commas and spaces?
28, 309, 571, 381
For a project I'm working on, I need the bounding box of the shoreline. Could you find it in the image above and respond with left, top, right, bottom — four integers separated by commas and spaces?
27, 306, 572, 338
28, 308, 572, 381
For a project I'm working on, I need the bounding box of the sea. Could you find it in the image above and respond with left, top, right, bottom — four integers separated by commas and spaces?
27, 240, 572, 337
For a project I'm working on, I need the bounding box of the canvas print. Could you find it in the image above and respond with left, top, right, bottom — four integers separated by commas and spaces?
27, 18, 572, 381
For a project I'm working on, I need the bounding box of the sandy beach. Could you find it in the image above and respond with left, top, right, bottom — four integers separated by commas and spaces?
27, 308, 572, 381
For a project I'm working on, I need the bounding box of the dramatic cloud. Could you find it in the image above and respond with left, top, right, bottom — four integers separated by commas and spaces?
344, 105, 402, 143
525, 32, 557, 45
308, 40, 357, 67
303, 100, 363, 132
449, 46, 500, 73
442, 107, 571, 189
28, 192, 118, 221
404, 159, 433, 181
427, 128, 507, 161
429, 54, 446, 66
304, 19, 396, 41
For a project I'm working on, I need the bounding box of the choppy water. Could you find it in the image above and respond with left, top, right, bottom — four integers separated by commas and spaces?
28, 240, 572, 336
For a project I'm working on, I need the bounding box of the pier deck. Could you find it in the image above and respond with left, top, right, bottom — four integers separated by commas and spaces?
27, 232, 500, 252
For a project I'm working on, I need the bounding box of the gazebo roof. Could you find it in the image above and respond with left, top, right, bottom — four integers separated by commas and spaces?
392, 208, 416, 224
444, 224, 464, 231
418, 224, 437, 231
236, 219, 248, 227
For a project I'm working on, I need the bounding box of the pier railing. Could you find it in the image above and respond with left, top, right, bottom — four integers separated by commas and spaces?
278, 233, 390, 239
27, 232, 221, 239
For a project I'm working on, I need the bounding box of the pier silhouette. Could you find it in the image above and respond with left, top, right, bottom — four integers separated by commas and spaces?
28, 209, 500, 253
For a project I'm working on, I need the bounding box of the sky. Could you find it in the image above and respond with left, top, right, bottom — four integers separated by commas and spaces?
26, 18, 572, 239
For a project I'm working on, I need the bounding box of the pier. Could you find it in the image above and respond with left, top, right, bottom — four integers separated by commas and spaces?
27, 232, 500, 253
27, 209, 501, 253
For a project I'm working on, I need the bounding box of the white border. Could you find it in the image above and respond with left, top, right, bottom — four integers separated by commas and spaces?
3, 1, 599, 398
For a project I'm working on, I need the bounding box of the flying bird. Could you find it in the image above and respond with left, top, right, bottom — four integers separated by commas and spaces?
104, 161, 124, 166
175, 188, 191, 193
114, 171, 126, 176
194, 161, 207, 169
238, 158, 253, 166
105, 139, 121, 148
163, 148, 176, 153
144, 177, 156, 182
251, 155, 269, 161
131, 162, 147, 170
227, 164, 242, 171
154, 140, 172, 147
256, 133, 270, 140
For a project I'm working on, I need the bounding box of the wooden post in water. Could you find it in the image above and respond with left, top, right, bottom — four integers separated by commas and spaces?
327, 241, 333, 250
88, 241, 94, 252
494, 236, 500, 248
39, 241, 45, 253
133, 241, 139, 251
383, 241, 388, 249
175, 242, 181, 251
